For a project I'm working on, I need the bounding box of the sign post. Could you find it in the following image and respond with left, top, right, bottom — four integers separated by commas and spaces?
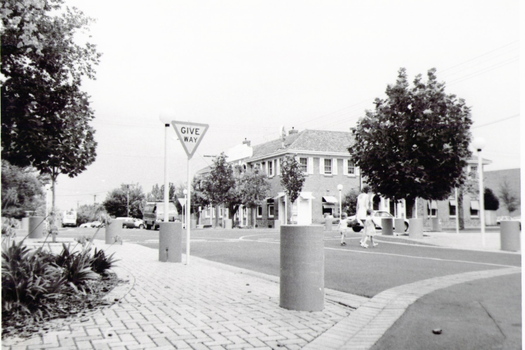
171, 121, 209, 265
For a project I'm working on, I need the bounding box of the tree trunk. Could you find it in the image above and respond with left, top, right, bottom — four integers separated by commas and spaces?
405, 197, 416, 219
458, 191, 465, 230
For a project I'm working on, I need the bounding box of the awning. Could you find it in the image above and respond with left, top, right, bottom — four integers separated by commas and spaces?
300, 192, 315, 200
470, 200, 480, 210
427, 201, 437, 209
449, 200, 457, 206
266, 197, 275, 203
322, 196, 338, 204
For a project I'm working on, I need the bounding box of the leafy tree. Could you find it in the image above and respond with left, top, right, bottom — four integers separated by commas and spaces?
341, 189, 359, 217
499, 179, 519, 215
239, 166, 270, 227
349, 68, 472, 218
202, 153, 241, 226
280, 155, 306, 223
484, 188, 499, 211
1, 160, 45, 219
77, 203, 106, 225
102, 184, 145, 218
1, 0, 101, 211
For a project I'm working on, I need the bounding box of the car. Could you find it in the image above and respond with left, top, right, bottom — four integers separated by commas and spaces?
116, 217, 145, 229
79, 221, 104, 228
496, 216, 521, 225
347, 210, 409, 233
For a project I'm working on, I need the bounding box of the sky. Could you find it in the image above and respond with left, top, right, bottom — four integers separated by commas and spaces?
54, 0, 521, 211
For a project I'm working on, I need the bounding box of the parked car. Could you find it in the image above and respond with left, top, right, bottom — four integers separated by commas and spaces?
347, 210, 409, 233
116, 217, 145, 229
79, 221, 103, 228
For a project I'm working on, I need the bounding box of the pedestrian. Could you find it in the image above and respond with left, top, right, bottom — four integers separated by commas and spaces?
339, 213, 348, 246
360, 209, 379, 248
356, 186, 371, 247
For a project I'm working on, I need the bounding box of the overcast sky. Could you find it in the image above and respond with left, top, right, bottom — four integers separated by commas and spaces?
55, 0, 521, 211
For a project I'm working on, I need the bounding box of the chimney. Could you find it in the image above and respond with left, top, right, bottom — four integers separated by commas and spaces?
288, 127, 298, 135
242, 138, 251, 146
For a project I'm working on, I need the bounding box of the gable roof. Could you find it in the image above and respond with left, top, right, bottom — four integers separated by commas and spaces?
249, 129, 354, 162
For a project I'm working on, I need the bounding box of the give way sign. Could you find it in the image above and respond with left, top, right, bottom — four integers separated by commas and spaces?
171, 121, 209, 159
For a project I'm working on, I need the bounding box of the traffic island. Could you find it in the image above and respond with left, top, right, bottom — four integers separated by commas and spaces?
280, 225, 324, 311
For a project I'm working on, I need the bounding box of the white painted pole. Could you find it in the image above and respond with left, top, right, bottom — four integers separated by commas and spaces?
186, 157, 191, 265
478, 150, 486, 247
163, 124, 170, 223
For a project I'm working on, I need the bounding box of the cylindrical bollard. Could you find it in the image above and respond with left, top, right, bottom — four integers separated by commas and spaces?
324, 217, 333, 231
159, 222, 182, 262
395, 218, 405, 235
500, 221, 520, 252
224, 218, 232, 229
431, 217, 442, 232
381, 217, 393, 236
190, 219, 197, 230
280, 225, 324, 311
105, 219, 123, 244
28, 216, 45, 239
21, 217, 29, 231
409, 218, 424, 238
274, 220, 281, 230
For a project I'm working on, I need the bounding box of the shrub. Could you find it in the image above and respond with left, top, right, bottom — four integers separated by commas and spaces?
91, 248, 118, 275
54, 244, 99, 292
484, 188, 500, 211
2, 240, 67, 320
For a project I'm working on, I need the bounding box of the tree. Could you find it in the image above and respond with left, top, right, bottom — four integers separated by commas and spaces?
1, 160, 45, 219
280, 155, 305, 223
239, 166, 270, 227
484, 188, 499, 211
102, 184, 145, 218
349, 68, 472, 218
202, 153, 241, 226
1, 0, 101, 211
342, 189, 359, 217
77, 203, 106, 225
499, 179, 519, 215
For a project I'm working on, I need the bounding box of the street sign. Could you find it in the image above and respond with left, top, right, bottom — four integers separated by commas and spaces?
171, 121, 209, 159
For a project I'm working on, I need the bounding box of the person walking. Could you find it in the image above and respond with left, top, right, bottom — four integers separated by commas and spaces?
357, 186, 371, 247
339, 213, 348, 246
361, 209, 378, 248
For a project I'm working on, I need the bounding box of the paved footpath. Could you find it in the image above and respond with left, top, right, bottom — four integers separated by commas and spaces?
3, 235, 520, 350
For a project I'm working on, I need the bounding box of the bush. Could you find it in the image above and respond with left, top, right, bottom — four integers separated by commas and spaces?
484, 188, 500, 211
2, 239, 118, 327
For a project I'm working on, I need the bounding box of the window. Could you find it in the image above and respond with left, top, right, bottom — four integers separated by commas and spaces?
268, 160, 274, 177
324, 159, 332, 175
449, 200, 457, 217
470, 200, 480, 218
347, 160, 356, 175
257, 206, 263, 218
427, 201, 437, 217
299, 157, 308, 173
268, 204, 275, 218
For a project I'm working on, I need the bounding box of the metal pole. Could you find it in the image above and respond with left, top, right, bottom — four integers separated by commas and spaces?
186, 157, 191, 265
478, 149, 486, 247
163, 124, 170, 223
454, 188, 459, 234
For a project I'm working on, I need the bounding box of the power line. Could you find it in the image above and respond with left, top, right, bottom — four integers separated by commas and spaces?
472, 114, 519, 129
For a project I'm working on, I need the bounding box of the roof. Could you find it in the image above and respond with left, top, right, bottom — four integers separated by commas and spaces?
249, 129, 354, 161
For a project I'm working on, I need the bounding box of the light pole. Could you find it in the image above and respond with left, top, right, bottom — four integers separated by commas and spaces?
183, 189, 188, 228
337, 184, 343, 218
159, 111, 175, 223
473, 137, 486, 247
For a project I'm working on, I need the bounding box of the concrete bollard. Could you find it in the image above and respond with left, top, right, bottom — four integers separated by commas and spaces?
280, 225, 324, 311
224, 218, 233, 229
500, 221, 520, 252
324, 217, 333, 231
21, 217, 29, 231
409, 218, 424, 238
190, 219, 197, 230
274, 220, 281, 230
159, 222, 182, 262
381, 217, 393, 236
28, 216, 45, 239
105, 219, 123, 244
431, 217, 442, 232
395, 218, 405, 235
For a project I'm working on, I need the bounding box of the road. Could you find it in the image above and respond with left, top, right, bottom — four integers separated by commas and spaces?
61, 226, 520, 298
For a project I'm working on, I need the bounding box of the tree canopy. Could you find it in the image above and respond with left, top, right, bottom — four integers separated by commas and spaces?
349, 68, 472, 216
280, 155, 305, 205
102, 183, 145, 218
1, 0, 101, 208
239, 166, 270, 227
